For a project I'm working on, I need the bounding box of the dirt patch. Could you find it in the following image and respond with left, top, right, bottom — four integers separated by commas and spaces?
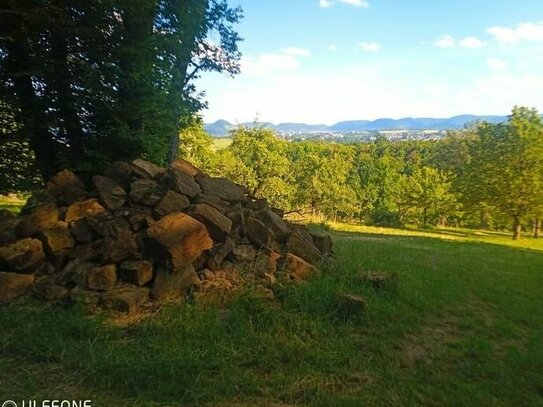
400, 317, 460, 368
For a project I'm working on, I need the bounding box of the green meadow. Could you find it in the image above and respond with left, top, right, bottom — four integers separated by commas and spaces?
1, 223, 542, 406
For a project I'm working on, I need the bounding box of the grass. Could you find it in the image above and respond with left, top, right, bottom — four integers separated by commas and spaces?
0, 195, 25, 214
1, 224, 543, 406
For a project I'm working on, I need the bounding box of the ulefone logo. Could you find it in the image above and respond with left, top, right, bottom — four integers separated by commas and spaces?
2, 401, 18, 407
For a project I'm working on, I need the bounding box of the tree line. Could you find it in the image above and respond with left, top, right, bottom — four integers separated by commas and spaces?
0, 0, 242, 186
180, 107, 543, 239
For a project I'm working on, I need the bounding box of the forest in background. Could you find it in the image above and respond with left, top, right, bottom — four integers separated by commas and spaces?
179, 106, 543, 239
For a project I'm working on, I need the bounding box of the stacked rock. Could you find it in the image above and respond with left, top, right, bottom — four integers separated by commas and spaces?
0, 159, 333, 312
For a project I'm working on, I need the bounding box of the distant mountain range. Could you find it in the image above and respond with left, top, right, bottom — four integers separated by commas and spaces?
205, 115, 509, 137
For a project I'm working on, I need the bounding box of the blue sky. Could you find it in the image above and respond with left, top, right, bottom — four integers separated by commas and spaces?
198, 0, 543, 124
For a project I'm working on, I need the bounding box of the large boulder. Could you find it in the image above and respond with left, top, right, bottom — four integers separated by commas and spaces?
0, 238, 46, 274
87, 264, 117, 291
0, 210, 20, 245
208, 238, 236, 270
119, 260, 153, 286
129, 179, 165, 206
144, 212, 213, 270
46, 170, 87, 204
131, 159, 165, 180
104, 161, 133, 188
244, 217, 275, 249
171, 159, 200, 177
286, 227, 323, 265
154, 190, 190, 218
16, 203, 59, 238
93, 175, 127, 210
195, 194, 229, 214
196, 175, 247, 203
256, 208, 290, 242
39, 222, 75, 261
282, 253, 318, 282
151, 264, 199, 302
98, 229, 139, 264
187, 203, 232, 241
65, 199, 106, 223
0, 272, 35, 302
162, 168, 201, 198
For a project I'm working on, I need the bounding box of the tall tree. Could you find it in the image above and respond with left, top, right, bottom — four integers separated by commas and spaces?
469, 107, 543, 239
0, 0, 242, 184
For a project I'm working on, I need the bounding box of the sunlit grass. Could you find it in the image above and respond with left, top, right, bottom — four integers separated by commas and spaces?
1, 221, 543, 406
327, 221, 543, 252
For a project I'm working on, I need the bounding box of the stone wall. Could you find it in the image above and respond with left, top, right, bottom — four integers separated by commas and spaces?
0, 159, 332, 312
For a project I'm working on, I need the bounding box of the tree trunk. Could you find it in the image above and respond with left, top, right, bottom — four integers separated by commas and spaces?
533, 218, 541, 238
513, 217, 521, 240
5, 18, 56, 179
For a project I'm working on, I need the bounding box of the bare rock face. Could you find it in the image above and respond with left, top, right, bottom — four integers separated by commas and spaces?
0, 238, 46, 274
196, 175, 247, 203
93, 175, 127, 210
46, 170, 87, 204
144, 212, 213, 270
0, 272, 35, 302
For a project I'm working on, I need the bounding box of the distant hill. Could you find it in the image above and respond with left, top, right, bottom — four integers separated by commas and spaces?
204, 115, 509, 136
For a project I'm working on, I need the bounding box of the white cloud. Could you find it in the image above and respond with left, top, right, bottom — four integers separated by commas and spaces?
319, 0, 369, 8
487, 21, 543, 44
339, 0, 369, 7
319, 0, 331, 8
240, 48, 311, 76
459, 36, 486, 49
327, 44, 338, 52
282, 47, 311, 57
486, 57, 508, 70
435, 35, 455, 48
359, 42, 380, 52
241, 53, 299, 76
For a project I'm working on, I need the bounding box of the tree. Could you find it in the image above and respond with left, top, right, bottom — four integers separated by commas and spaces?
228, 126, 293, 209
469, 107, 543, 239
0, 0, 242, 184
397, 167, 460, 227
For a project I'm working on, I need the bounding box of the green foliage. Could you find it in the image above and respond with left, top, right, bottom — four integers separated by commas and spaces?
466, 107, 543, 237
0, 0, 242, 183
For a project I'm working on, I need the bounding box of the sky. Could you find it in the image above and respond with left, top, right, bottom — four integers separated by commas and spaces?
197, 0, 543, 125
